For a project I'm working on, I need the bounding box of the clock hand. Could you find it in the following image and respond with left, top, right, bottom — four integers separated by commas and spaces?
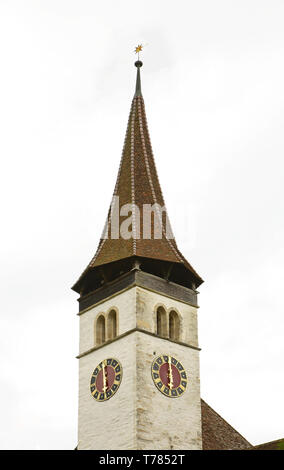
168, 356, 173, 390
102, 360, 108, 393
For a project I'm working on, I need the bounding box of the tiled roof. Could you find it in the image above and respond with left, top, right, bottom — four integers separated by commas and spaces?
73, 63, 203, 292
201, 399, 252, 450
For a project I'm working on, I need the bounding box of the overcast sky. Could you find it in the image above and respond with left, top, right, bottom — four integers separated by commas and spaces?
0, 0, 283, 449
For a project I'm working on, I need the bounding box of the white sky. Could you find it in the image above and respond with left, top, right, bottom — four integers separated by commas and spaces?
0, 0, 283, 449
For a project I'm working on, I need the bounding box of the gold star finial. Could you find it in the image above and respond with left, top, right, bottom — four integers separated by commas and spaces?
135, 44, 143, 59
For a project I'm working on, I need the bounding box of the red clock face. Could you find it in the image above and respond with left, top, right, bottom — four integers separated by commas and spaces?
151, 354, 188, 398
90, 358, 122, 402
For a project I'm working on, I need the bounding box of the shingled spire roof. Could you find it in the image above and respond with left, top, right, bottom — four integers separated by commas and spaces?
73, 61, 203, 295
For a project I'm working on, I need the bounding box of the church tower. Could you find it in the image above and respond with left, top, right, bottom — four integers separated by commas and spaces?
72, 59, 204, 450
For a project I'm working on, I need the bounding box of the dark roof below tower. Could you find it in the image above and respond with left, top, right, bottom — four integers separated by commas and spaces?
201, 399, 252, 450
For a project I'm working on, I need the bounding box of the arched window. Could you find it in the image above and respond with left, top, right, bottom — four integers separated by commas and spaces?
169, 310, 180, 341
96, 315, 105, 345
107, 309, 117, 340
157, 306, 167, 337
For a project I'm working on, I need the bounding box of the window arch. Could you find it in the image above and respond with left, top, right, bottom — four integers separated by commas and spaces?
107, 309, 117, 340
96, 314, 106, 345
169, 310, 180, 341
156, 306, 167, 337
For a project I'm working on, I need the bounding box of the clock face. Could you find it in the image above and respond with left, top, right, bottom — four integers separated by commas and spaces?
90, 358, 122, 402
151, 354, 188, 398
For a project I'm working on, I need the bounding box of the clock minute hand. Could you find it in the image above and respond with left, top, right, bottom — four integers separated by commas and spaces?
168, 356, 173, 390
102, 361, 108, 393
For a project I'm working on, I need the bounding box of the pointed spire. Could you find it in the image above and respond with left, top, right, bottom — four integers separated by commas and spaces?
72, 59, 203, 295
134, 60, 143, 97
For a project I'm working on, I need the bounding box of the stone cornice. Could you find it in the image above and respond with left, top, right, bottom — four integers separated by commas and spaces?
77, 327, 201, 359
